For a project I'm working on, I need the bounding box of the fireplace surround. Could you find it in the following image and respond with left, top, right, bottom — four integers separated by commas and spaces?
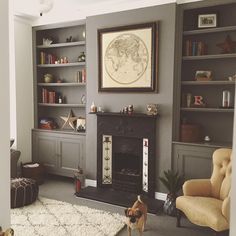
97, 112, 157, 197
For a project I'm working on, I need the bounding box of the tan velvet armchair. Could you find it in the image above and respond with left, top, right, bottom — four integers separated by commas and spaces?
176, 148, 232, 235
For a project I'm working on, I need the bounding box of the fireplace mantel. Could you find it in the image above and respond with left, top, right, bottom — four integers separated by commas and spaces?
96, 112, 158, 197
95, 112, 158, 119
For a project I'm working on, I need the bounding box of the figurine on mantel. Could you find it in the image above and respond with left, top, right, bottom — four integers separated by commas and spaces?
146, 104, 158, 115
121, 105, 134, 114
90, 102, 97, 113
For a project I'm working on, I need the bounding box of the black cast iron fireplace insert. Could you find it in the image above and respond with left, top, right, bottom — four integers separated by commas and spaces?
113, 136, 142, 193
97, 112, 157, 198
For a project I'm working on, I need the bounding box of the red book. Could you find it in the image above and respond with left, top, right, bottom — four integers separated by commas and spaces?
82, 69, 86, 83
185, 40, 190, 56
42, 88, 48, 103
48, 91, 55, 103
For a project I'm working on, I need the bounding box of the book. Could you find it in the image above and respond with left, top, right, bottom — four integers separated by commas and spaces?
42, 88, 48, 103
48, 91, 56, 103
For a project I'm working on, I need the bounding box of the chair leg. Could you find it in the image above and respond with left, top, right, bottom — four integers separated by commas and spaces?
214, 231, 221, 236
176, 209, 182, 227
214, 230, 229, 236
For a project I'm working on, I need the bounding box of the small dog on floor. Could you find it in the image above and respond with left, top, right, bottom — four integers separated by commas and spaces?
124, 195, 147, 236
0, 227, 14, 236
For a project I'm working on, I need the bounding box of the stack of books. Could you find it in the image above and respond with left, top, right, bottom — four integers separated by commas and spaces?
184, 40, 207, 56
42, 89, 56, 103
40, 52, 56, 64
77, 69, 86, 83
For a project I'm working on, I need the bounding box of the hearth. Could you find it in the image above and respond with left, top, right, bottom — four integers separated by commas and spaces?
97, 112, 157, 197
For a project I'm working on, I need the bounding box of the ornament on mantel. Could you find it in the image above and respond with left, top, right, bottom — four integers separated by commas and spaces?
216, 35, 236, 54
60, 109, 78, 130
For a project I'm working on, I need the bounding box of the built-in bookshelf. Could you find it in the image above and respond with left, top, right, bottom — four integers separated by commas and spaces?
172, 1, 235, 182
177, 2, 236, 146
33, 22, 86, 133
32, 21, 86, 178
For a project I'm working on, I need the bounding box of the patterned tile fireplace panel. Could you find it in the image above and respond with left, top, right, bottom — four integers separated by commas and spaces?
97, 112, 157, 197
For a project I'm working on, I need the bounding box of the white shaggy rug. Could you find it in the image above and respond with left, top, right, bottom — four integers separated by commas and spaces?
11, 197, 126, 236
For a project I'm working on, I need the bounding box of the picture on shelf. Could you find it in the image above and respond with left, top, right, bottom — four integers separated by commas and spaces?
198, 14, 217, 28
195, 70, 212, 81
76, 117, 86, 132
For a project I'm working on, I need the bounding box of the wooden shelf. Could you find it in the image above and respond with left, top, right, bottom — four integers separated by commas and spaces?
38, 103, 85, 108
37, 41, 85, 49
37, 62, 85, 68
183, 25, 236, 36
38, 82, 86, 87
172, 141, 232, 148
181, 107, 234, 113
181, 80, 235, 85
32, 128, 86, 136
183, 53, 236, 60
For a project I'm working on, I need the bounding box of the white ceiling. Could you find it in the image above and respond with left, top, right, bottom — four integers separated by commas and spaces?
14, 0, 204, 25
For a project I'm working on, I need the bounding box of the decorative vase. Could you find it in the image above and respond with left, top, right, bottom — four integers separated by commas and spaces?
163, 193, 177, 216
44, 74, 53, 83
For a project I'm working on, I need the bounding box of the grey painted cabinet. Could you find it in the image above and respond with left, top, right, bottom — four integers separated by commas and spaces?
32, 22, 87, 178
32, 129, 85, 177
172, 142, 219, 180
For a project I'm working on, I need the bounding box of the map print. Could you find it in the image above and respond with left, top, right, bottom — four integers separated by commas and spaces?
104, 33, 149, 85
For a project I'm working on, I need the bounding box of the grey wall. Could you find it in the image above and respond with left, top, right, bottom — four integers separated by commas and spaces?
0, 0, 11, 229
86, 3, 176, 192
14, 17, 34, 164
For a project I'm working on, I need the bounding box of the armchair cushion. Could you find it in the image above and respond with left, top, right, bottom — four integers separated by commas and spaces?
176, 196, 228, 232
222, 196, 230, 222
183, 179, 211, 197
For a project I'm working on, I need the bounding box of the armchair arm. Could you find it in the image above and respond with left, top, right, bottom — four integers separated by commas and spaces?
183, 179, 212, 197
222, 196, 230, 222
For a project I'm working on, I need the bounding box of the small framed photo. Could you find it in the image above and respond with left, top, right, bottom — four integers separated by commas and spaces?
195, 70, 212, 81
76, 117, 86, 132
198, 14, 217, 28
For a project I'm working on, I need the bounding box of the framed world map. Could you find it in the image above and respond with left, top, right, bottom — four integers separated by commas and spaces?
98, 22, 158, 92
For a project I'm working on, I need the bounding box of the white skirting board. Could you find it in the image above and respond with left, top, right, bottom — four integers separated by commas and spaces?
85, 179, 97, 187
85, 179, 167, 201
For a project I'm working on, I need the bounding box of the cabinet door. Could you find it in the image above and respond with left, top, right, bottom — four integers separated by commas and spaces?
57, 136, 85, 177
173, 144, 216, 180
32, 133, 58, 173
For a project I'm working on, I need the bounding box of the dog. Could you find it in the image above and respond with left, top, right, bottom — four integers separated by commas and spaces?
0, 227, 14, 236
124, 195, 147, 236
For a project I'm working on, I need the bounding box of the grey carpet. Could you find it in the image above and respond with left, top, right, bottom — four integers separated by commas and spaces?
38, 176, 222, 236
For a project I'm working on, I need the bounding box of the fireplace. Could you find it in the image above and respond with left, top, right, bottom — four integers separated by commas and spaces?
113, 136, 142, 193
97, 112, 157, 197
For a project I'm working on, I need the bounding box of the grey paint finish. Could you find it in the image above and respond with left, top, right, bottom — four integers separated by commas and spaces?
172, 143, 217, 181
32, 130, 85, 177
86, 3, 176, 191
